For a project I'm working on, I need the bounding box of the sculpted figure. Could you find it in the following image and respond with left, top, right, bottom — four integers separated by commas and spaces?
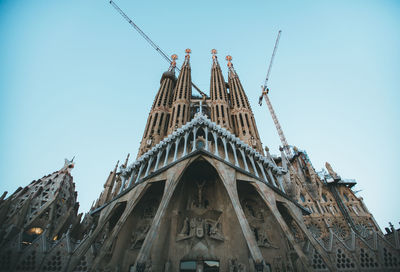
189, 218, 196, 237
257, 229, 278, 249
229, 258, 237, 272
130, 223, 150, 249
196, 180, 206, 208
179, 217, 189, 235
144, 259, 152, 272
325, 162, 340, 180
238, 263, 246, 272
207, 217, 224, 241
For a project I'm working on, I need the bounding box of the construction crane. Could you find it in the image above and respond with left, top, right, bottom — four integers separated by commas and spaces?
109, 0, 208, 98
259, 30, 292, 157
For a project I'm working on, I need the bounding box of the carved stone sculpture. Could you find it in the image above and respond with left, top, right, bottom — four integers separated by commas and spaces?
325, 162, 340, 180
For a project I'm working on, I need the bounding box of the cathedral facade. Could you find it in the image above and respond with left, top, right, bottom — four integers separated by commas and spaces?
0, 50, 399, 272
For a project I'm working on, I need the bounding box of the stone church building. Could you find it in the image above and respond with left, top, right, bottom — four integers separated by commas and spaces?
0, 50, 399, 271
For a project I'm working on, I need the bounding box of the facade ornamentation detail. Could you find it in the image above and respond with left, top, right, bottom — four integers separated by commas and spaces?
0, 50, 398, 272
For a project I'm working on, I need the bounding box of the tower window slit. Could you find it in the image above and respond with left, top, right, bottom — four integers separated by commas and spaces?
182, 105, 186, 121
221, 105, 225, 118
216, 106, 220, 118
145, 116, 152, 137
170, 107, 175, 127
157, 87, 164, 107
164, 114, 170, 134
158, 113, 164, 135
245, 114, 251, 130
239, 114, 244, 128
217, 74, 223, 100
177, 105, 181, 123
152, 113, 158, 129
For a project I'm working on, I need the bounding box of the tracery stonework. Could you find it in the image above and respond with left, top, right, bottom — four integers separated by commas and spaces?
0, 50, 398, 272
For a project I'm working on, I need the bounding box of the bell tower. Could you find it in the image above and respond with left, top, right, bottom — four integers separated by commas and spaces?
167, 49, 193, 134
138, 55, 177, 157
209, 49, 232, 131
226, 56, 263, 153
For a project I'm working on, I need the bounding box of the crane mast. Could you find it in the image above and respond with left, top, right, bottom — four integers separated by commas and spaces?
259, 30, 292, 157
109, 0, 207, 98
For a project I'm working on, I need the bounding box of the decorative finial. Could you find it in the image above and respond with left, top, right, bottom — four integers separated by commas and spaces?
225, 55, 233, 67
124, 153, 130, 167
211, 49, 217, 59
185, 48, 191, 58
171, 54, 178, 67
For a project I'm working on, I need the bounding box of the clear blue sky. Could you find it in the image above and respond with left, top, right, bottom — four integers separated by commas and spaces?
1, 0, 399, 229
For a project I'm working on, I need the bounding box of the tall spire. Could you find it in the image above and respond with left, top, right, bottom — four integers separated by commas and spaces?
226, 55, 263, 153
209, 49, 232, 131
138, 55, 177, 157
167, 49, 193, 134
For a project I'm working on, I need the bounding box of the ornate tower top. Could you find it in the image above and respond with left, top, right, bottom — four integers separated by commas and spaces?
185, 48, 191, 58
225, 55, 232, 66
211, 49, 217, 59
169, 54, 178, 71
225, 55, 237, 77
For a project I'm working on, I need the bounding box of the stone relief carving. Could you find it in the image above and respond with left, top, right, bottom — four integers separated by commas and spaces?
136, 259, 152, 272
307, 223, 322, 239
241, 198, 278, 249
289, 220, 304, 242
229, 258, 246, 272
331, 221, 348, 239
355, 222, 373, 239
130, 222, 150, 249
176, 179, 224, 242
252, 227, 278, 249
325, 162, 340, 180
130, 198, 158, 250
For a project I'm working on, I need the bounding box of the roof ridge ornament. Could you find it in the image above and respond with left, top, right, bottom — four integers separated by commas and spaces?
183, 48, 191, 65
185, 48, 191, 58
169, 54, 178, 71
225, 55, 237, 76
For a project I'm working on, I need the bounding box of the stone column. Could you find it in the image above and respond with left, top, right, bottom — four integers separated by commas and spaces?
128, 169, 137, 188
88, 183, 148, 271
222, 138, 229, 162
119, 176, 127, 194
191, 127, 198, 152
284, 201, 335, 271
230, 142, 239, 167
249, 156, 259, 177
209, 158, 264, 270
173, 137, 181, 162
163, 143, 172, 167
133, 158, 194, 270
212, 131, 219, 157
182, 132, 189, 157
144, 157, 154, 177
205, 127, 209, 152
266, 168, 278, 188
239, 149, 249, 172
135, 164, 145, 183
257, 162, 267, 182
253, 182, 314, 271
154, 151, 162, 172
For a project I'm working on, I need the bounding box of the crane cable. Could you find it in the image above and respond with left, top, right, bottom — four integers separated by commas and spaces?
109, 0, 208, 98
